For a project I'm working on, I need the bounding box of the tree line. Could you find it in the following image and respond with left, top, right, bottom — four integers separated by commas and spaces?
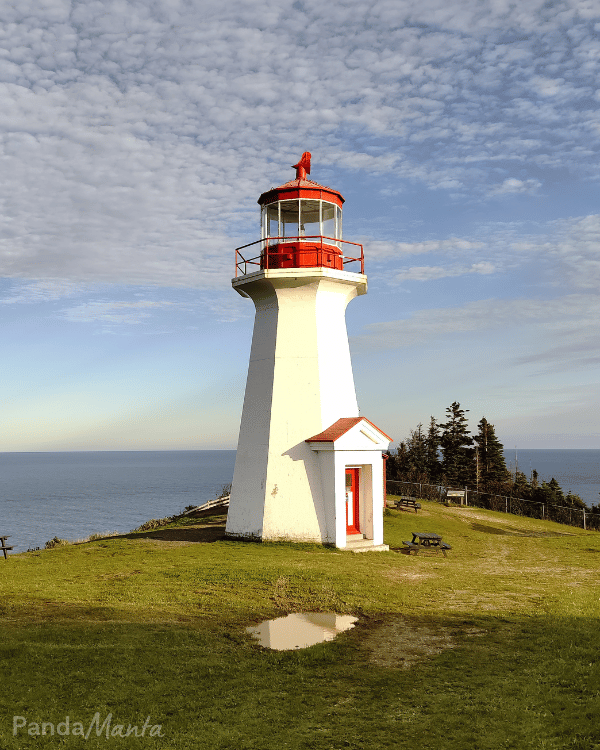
387, 401, 593, 512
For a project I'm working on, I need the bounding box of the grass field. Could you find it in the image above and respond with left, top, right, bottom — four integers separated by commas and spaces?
1, 498, 599, 749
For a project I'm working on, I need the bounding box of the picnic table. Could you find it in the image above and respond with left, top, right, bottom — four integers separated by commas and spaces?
402, 532, 451, 557
397, 497, 421, 513
387, 496, 421, 513
0, 536, 13, 560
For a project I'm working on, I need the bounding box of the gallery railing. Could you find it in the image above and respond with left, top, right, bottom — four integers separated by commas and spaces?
234, 236, 365, 276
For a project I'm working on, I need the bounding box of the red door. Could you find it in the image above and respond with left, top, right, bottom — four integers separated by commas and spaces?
345, 468, 360, 534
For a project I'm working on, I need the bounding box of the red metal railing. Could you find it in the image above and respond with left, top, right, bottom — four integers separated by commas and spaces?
234, 236, 364, 277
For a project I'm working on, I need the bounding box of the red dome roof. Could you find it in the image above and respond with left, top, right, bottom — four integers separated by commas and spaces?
258, 177, 344, 208
258, 152, 344, 208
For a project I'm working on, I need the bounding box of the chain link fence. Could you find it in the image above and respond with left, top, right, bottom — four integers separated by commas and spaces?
386, 479, 599, 531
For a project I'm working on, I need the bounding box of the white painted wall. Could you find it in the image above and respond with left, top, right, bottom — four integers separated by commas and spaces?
307, 420, 390, 548
310, 448, 385, 548
226, 268, 367, 543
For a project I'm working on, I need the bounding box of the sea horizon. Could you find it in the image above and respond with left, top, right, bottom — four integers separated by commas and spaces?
0, 448, 238, 453
0, 450, 237, 553
2, 447, 598, 452
1, 448, 597, 553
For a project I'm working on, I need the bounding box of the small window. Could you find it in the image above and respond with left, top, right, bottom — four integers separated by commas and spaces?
322, 202, 336, 239
280, 200, 299, 241
300, 200, 320, 238
266, 204, 279, 242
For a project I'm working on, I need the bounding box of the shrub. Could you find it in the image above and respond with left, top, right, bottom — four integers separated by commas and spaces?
132, 517, 175, 532
44, 537, 70, 549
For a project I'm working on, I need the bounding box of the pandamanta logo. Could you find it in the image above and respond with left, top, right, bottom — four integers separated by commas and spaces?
13, 713, 164, 739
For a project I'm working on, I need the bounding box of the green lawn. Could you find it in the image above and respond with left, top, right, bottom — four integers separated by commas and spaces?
1, 499, 599, 749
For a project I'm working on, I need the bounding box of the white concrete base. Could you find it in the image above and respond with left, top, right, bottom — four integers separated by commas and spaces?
345, 537, 390, 553
226, 267, 391, 550
226, 269, 367, 545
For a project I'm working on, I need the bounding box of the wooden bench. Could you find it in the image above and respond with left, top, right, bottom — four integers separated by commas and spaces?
401, 541, 420, 554
0, 536, 13, 560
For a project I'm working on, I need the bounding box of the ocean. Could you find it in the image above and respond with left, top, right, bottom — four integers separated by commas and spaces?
0, 450, 236, 553
503, 449, 599, 506
0, 449, 597, 553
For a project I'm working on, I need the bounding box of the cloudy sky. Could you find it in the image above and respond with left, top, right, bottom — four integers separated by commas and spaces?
1, 0, 599, 451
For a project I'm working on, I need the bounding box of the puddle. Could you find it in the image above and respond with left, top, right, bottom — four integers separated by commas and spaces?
246, 612, 358, 650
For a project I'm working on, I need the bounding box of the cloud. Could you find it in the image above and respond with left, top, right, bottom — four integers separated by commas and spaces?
394, 261, 496, 281
551, 214, 600, 290
367, 238, 485, 260
60, 300, 176, 325
362, 213, 600, 295
0, 0, 599, 289
197, 292, 251, 324
0, 279, 84, 304
351, 294, 600, 372
489, 178, 542, 196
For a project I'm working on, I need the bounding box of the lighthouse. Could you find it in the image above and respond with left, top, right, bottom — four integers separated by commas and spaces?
226, 153, 391, 550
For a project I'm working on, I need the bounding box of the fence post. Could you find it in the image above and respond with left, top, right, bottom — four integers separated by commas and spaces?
505, 497, 508, 514
464, 486, 468, 506
583, 509, 586, 530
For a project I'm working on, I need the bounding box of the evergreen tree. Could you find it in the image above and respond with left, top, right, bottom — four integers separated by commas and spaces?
564, 491, 586, 510
439, 402, 474, 486
473, 417, 510, 490
405, 423, 428, 476
386, 442, 409, 481
426, 416, 442, 483
532, 478, 565, 507
547, 477, 565, 505
388, 424, 431, 483
387, 421, 442, 484
512, 470, 531, 498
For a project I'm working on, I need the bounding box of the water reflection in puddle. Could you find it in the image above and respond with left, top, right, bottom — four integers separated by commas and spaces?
246, 612, 358, 650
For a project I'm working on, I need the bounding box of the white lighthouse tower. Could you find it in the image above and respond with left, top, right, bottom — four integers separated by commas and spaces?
226, 153, 391, 550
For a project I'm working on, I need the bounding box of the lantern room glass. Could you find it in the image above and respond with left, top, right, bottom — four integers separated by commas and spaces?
266, 204, 278, 246
300, 200, 320, 237
261, 199, 342, 245
280, 200, 299, 240
322, 202, 335, 239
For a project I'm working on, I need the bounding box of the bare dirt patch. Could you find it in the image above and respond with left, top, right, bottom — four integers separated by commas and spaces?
450, 509, 574, 537
360, 615, 485, 669
98, 570, 143, 580
451, 510, 506, 524
381, 569, 432, 583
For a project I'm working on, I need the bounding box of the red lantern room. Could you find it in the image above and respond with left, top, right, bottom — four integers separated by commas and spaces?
235, 152, 364, 276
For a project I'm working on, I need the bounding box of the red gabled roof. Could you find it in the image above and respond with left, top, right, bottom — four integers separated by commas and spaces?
306, 417, 392, 443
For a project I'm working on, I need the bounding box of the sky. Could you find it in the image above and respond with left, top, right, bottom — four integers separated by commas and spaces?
1, 0, 599, 451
